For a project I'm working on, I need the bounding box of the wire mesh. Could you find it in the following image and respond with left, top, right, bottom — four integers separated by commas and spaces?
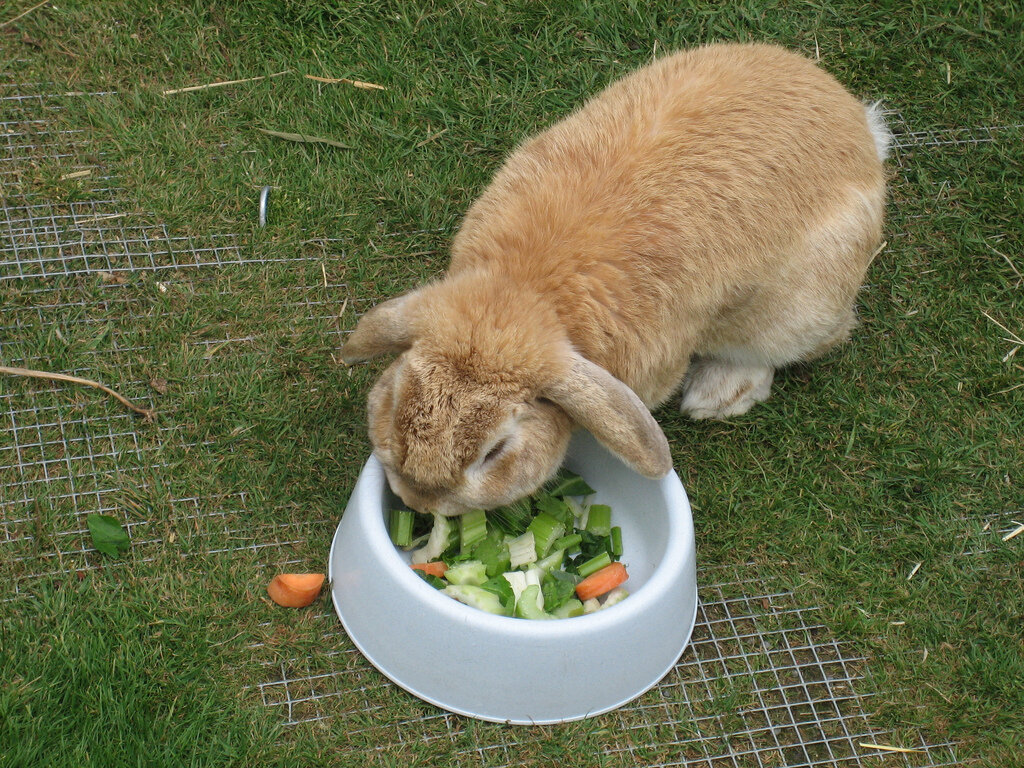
3, 82, 1017, 765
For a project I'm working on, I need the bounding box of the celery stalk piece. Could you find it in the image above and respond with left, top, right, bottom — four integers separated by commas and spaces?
459, 509, 488, 554
535, 548, 564, 573
508, 531, 537, 568
388, 508, 415, 548
443, 585, 511, 616
410, 513, 454, 564
609, 526, 623, 558
551, 598, 585, 618
526, 511, 566, 558
502, 570, 529, 607
444, 560, 488, 586
585, 504, 612, 536
577, 551, 612, 578
514, 585, 553, 619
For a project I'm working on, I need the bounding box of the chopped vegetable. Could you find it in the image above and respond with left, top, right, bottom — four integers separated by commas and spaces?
459, 509, 488, 553
392, 470, 631, 619
600, 586, 630, 609
585, 504, 612, 536
609, 526, 623, 557
410, 561, 448, 578
443, 584, 510, 615
389, 508, 415, 548
575, 561, 628, 601
267, 573, 325, 608
411, 513, 455, 564
576, 551, 613, 578
470, 534, 511, 578
444, 560, 488, 586
514, 584, 553, 619
527, 512, 566, 558
508, 530, 537, 568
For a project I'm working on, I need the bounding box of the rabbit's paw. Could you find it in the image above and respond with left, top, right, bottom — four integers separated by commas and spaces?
680, 360, 774, 420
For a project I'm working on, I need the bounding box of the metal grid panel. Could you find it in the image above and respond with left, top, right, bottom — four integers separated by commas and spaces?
254, 569, 961, 768
5, 83, 1016, 765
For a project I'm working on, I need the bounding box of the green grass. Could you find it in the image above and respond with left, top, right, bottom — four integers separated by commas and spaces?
2, 1, 1022, 766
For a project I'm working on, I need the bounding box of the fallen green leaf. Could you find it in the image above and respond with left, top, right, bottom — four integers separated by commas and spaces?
86, 514, 131, 557
256, 128, 351, 149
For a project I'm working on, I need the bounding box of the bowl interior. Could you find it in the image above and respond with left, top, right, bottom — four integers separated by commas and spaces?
381, 433, 674, 597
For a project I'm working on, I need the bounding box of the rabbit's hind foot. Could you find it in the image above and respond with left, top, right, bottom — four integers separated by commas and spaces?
680, 359, 774, 420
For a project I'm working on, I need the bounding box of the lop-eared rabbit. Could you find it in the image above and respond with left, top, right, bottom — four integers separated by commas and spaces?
342, 43, 891, 516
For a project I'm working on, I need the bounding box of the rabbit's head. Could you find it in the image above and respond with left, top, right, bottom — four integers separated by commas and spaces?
341, 272, 671, 516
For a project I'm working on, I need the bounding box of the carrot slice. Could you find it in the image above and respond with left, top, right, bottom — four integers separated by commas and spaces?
267, 573, 325, 607
575, 562, 628, 601
411, 561, 448, 578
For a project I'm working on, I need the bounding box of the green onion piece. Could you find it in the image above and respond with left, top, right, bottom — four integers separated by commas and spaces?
609, 526, 623, 558
577, 550, 612, 578
389, 508, 415, 548
459, 509, 488, 554
585, 504, 612, 536
527, 511, 566, 558
552, 533, 582, 553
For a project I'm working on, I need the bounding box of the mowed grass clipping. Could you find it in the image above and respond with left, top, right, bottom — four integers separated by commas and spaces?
2, 1, 1023, 767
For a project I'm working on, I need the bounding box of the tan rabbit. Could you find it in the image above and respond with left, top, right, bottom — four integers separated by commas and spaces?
342, 42, 890, 516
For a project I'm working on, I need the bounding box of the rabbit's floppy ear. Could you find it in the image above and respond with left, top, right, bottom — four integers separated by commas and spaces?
340, 292, 419, 364
544, 352, 672, 478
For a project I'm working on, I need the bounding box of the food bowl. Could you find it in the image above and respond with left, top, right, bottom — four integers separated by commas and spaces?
328, 430, 697, 724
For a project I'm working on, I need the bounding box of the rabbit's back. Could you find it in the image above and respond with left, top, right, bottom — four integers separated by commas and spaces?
449, 43, 887, 405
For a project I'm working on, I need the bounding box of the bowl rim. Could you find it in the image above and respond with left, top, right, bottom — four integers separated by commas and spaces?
344, 449, 694, 637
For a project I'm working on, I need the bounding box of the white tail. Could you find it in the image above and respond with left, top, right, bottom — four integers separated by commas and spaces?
865, 101, 893, 162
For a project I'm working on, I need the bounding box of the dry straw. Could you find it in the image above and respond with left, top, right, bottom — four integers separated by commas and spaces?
0, 366, 156, 421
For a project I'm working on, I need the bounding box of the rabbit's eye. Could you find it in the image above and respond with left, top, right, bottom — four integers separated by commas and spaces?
482, 438, 508, 465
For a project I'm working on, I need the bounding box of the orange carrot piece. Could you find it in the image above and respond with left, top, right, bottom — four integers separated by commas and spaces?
267, 573, 325, 607
575, 562, 628, 601
410, 561, 448, 578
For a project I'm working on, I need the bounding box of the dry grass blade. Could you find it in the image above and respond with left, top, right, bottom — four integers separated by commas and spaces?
858, 742, 926, 754
162, 70, 291, 96
60, 169, 92, 181
0, 366, 156, 421
1002, 522, 1024, 542
1, 0, 49, 28
305, 74, 387, 91
982, 311, 1023, 345
257, 128, 351, 150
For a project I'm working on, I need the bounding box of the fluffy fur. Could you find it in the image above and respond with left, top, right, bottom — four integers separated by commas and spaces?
342, 42, 889, 515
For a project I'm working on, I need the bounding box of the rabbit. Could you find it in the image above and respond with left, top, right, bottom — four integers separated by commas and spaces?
341, 42, 891, 516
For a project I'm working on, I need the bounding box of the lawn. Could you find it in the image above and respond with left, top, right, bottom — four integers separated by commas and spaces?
1, 1, 1021, 767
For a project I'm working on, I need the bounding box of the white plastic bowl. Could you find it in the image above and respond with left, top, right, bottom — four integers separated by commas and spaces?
328, 430, 698, 724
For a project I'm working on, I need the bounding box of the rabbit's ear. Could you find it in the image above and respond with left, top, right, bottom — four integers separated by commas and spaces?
341, 292, 419, 364
544, 352, 672, 478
